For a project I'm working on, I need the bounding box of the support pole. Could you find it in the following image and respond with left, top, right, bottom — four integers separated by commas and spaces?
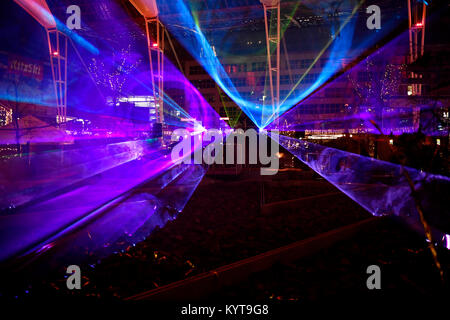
261, 0, 280, 127
47, 28, 68, 125
407, 0, 427, 131
145, 17, 165, 125
407, 0, 427, 96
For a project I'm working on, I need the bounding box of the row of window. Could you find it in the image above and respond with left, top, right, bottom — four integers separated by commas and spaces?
285, 73, 320, 84
232, 78, 247, 87
357, 71, 386, 82
225, 73, 322, 88
224, 63, 248, 73
324, 88, 351, 98
291, 59, 317, 69
191, 61, 266, 75
192, 79, 216, 89
298, 104, 346, 115
192, 78, 347, 97
204, 94, 216, 103
191, 58, 349, 76
251, 60, 322, 72
251, 61, 266, 72
189, 66, 206, 75
225, 59, 331, 74
219, 106, 240, 117
191, 75, 322, 91
217, 104, 347, 117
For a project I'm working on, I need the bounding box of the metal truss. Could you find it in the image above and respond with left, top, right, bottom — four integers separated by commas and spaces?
407, 0, 427, 96
145, 17, 165, 124
262, 0, 281, 126
47, 28, 68, 125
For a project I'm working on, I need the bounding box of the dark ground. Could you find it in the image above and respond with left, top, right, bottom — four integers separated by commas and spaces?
211, 218, 449, 303
1, 167, 448, 304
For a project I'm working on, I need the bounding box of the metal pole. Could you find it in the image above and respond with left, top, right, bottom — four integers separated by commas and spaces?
276, 2, 280, 123
47, 29, 67, 125
263, 5, 275, 112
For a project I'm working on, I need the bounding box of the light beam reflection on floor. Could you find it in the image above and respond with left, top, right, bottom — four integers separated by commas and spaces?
275, 133, 450, 243
37, 164, 207, 267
